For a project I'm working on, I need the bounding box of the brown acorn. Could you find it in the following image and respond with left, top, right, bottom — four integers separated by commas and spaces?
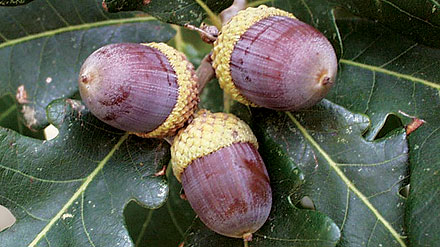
78, 42, 199, 138
171, 110, 272, 240
212, 5, 338, 111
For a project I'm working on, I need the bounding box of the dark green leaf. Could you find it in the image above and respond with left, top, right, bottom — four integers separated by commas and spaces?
330, 0, 440, 48
103, 0, 234, 26
0, 94, 44, 139
0, 0, 33, 6
252, 100, 408, 246
0, 0, 175, 133
0, 99, 170, 246
327, 18, 440, 246
124, 165, 195, 247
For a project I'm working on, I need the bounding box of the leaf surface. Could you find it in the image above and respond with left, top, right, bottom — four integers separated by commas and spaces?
0, 99, 170, 247
103, 0, 234, 26
124, 165, 196, 247
326, 18, 440, 246
330, 0, 440, 48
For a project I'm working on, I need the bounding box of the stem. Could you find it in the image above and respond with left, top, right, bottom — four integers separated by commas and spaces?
194, 0, 222, 28
243, 232, 252, 247
220, 0, 247, 24
184, 24, 218, 44
223, 93, 232, 113
196, 53, 215, 94
173, 25, 184, 52
163, 136, 174, 145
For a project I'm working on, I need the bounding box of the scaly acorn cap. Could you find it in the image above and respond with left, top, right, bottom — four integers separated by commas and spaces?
211, 5, 295, 107
134, 42, 199, 138
171, 110, 258, 182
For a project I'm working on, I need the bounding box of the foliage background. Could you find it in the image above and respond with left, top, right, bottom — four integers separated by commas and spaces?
0, 0, 439, 246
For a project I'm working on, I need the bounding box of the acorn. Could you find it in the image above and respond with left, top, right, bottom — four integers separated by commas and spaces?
78, 42, 199, 138
171, 110, 272, 240
212, 5, 338, 111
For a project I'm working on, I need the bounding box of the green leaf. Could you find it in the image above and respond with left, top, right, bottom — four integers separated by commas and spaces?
0, 99, 170, 246
124, 165, 196, 247
330, 0, 440, 48
103, 0, 234, 26
0, 0, 33, 6
326, 18, 440, 246
0, 0, 175, 133
0, 94, 44, 139
251, 100, 408, 246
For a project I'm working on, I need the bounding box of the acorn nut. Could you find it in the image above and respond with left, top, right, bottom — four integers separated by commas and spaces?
212, 5, 338, 111
171, 110, 272, 240
78, 42, 199, 138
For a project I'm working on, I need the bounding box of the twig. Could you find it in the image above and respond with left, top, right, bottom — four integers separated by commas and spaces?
184, 24, 218, 44
196, 53, 215, 94
220, 0, 247, 24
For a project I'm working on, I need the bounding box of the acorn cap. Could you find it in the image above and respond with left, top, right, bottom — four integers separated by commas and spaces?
211, 5, 295, 107
171, 110, 258, 181
134, 42, 199, 138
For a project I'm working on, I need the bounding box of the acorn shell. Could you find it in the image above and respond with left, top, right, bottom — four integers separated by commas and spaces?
78, 43, 199, 138
181, 142, 272, 238
171, 110, 271, 238
212, 5, 338, 111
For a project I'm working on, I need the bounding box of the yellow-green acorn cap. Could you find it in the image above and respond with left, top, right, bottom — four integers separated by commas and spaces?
211, 5, 295, 106
171, 110, 258, 182
134, 42, 199, 138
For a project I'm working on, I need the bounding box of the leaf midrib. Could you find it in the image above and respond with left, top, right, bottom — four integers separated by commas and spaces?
28, 132, 129, 247
285, 112, 407, 247
0, 16, 156, 49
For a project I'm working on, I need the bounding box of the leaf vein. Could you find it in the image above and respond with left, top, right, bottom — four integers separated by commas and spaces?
286, 112, 407, 246
0, 16, 156, 50
81, 193, 96, 247
0, 104, 17, 123
379, 43, 418, 68
0, 164, 85, 183
0, 194, 48, 222
337, 153, 406, 167
367, 219, 379, 247
381, 0, 440, 28
135, 209, 154, 246
339, 188, 350, 232
28, 132, 129, 247
44, 0, 70, 27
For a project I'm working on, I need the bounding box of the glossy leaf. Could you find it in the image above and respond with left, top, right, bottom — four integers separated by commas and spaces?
103, 0, 234, 26
252, 100, 409, 246
0, 0, 175, 133
0, 99, 170, 246
124, 165, 195, 247
330, 0, 440, 48
327, 18, 440, 246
